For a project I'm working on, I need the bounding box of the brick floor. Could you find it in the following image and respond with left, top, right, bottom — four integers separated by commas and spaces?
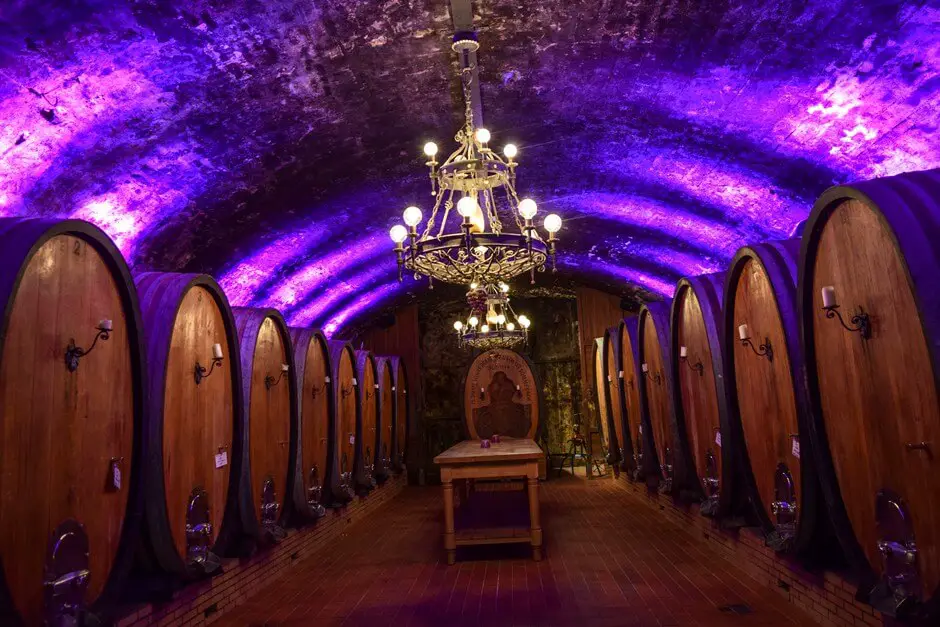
222, 474, 817, 626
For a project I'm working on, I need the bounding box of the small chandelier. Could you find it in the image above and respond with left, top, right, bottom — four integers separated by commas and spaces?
389, 31, 562, 287
453, 282, 530, 351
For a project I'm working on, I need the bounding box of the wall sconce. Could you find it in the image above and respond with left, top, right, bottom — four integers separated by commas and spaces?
342, 377, 356, 399
194, 343, 224, 385
312, 375, 330, 400
265, 363, 289, 390
679, 345, 704, 376
626, 377, 634, 390
641, 363, 662, 385
821, 286, 871, 340
65, 319, 112, 372
738, 324, 773, 362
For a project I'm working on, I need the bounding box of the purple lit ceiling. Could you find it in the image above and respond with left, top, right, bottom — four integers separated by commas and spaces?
1, 1, 938, 335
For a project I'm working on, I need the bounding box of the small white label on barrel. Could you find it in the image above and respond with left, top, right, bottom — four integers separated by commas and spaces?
392, 386, 396, 391
607, 375, 611, 382
111, 461, 122, 491
792, 439, 800, 459
618, 370, 624, 379
352, 378, 358, 386
349, 434, 356, 445
325, 376, 331, 383
215, 452, 228, 468
374, 383, 379, 389
638, 425, 643, 434
715, 431, 722, 447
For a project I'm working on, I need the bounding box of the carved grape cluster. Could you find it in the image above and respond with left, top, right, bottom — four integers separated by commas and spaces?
466, 286, 488, 317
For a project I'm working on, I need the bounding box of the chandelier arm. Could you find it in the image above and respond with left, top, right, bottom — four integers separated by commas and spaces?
421, 190, 447, 239
504, 181, 528, 232
436, 187, 456, 239
486, 186, 503, 235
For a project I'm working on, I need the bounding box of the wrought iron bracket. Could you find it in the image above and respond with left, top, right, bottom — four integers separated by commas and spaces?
265, 371, 286, 390
643, 369, 663, 385
741, 336, 773, 362
680, 355, 704, 376
65, 326, 110, 372
194, 357, 223, 385
823, 305, 872, 339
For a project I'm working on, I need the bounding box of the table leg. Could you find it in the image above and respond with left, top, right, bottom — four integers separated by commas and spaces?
527, 477, 542, 561
443, 478, 456, 565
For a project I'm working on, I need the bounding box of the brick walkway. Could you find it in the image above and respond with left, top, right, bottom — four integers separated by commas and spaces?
222, 474, 813, 626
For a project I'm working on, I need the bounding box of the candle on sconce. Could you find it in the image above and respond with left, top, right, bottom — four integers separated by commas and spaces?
642, 363, 649, 373
98, 319, 113, 331
212, 343, 223, 360
281, 363, 289, 372
821, 285, 837, 308
680, 346, 688, 358
738, 324, 749, 341
618, 370, 623, 379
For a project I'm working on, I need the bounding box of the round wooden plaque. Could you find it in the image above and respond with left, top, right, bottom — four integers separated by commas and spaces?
463, 349, 539, 440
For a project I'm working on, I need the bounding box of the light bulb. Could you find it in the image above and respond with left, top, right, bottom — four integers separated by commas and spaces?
520, 318, 530, 329
503, 144, 517, 159
481, 324, 490, 333
470, 282, 478, 290
544, 213, 562, 233
518, 198, 537, 220
468, 316, 479, 328
506, 322, 515, 331
403, 206, 422, 227
423, 142, 438, 157
389, 224, 408, 244
497, 314, 506, 325
499, 282, 509, 293
475, 128, 491, 144
474, 245, 488, 257
486, 308, 498, 324
454, 320, 463, 331
457, 196, 478, 217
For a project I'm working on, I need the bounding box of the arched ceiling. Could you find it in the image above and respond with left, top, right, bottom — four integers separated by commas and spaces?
1, 0, 938, 335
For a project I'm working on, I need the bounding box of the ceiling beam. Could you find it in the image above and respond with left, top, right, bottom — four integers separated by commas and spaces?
449, 0, 484, 128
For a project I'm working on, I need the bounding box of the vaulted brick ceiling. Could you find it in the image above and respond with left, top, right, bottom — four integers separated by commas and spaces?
1, 0, 937, 334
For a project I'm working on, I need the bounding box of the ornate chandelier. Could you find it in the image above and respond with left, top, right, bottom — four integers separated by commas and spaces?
389, 32, 562, 287
453, 282, 530, 351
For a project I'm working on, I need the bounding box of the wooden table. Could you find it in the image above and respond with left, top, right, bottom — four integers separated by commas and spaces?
433, 438, 543, 565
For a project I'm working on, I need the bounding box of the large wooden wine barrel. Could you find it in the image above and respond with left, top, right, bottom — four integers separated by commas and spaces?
354, 350, 379, 493
671, 273, 733, 512
376, 356, 395, 483
603, 327, 626, 469
390, 356, 410, 470
618, 317, 644, 477
135, 272, 249, 581
800, 170, 940, 612
0, 218, 146, 625
463, 349, 542, 440
591, 337, 611, 452
725, 240, 825, 553
289, 327, 333, 521
325, 340, 357, 505
232, 308, 299, 540
638, 300, 681, 492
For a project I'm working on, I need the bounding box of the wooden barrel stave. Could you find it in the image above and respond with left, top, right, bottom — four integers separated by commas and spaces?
0, 218, 146, 625
390, 356, 409, 471
354, 351, 379, 493
592, 338, 611, 452
289, 327, 333, 521
376, 357, 394, 482
618, 317, 644, 478
726, 239, 830, 555
134, 272, 249, 579
326, 340, 357, 505
603, 327, 626, 469
638, 301, 681, 492
232, 308, 299, 541
801, 169, 940, 611
671, 273, 734, 512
